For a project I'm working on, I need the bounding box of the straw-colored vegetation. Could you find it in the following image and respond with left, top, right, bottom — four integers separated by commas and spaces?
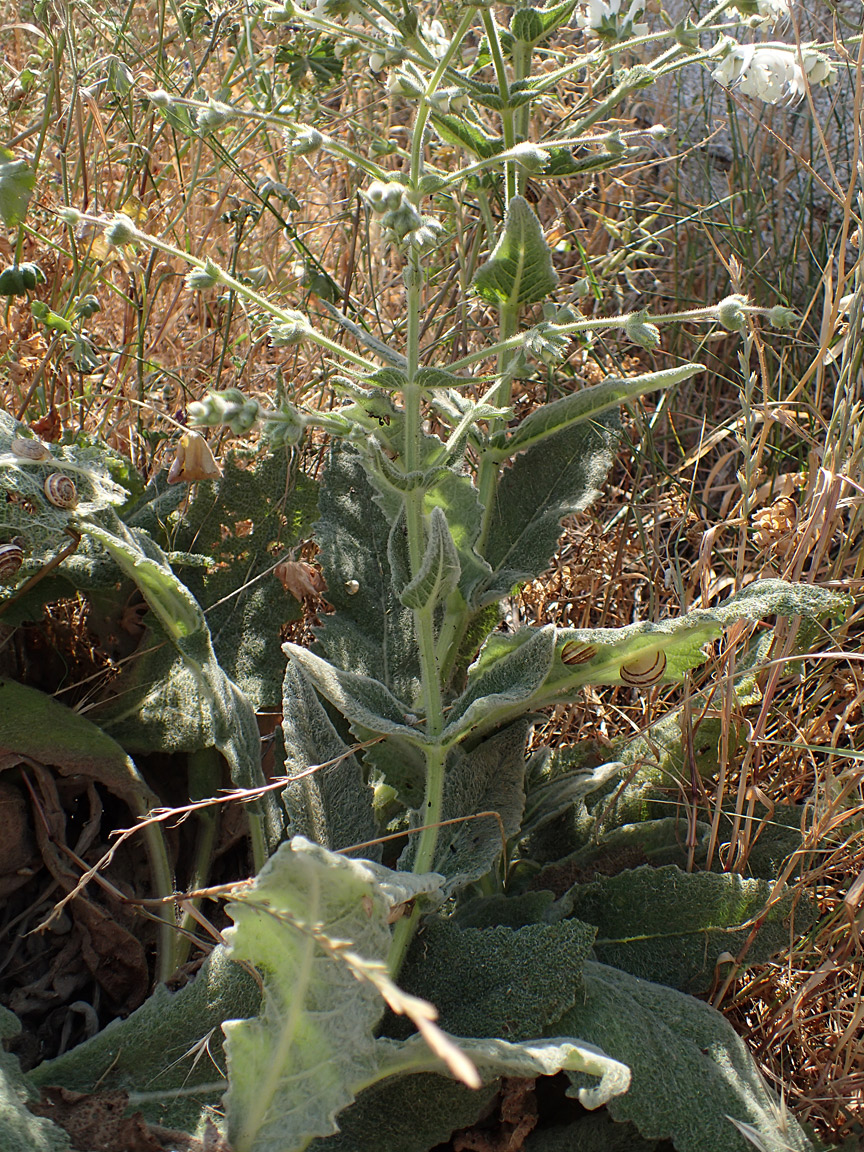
0, 0, 862, 1147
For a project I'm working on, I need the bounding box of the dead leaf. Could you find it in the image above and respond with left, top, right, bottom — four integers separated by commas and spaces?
167, 431, 222, 484
29, 1087, 161, 1152
274, 559, 327, 601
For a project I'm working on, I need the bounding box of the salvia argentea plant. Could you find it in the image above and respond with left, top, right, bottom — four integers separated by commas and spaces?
4, 1, 849, 1150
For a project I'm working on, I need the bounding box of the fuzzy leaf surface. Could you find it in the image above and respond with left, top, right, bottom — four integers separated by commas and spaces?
280, 657, 377, 855
442, 626, 556, 744
471, 581, 849, 720
0, 678, 156, 813
222, 838, 445, 1152
0, 1007, 70, 1151
84, 522, 282, 848
309, 1075, 498, 1152
523, 1112, 659, 1152
397, 916, 595, 1042
400, 720, 530, 891
431, 112, 503, 159
133, 451, 318, 710
0, 410, 128, 566
283, 643, 422, 741
479, 411, 617, 602
567, 865, 810, 994
376, 1032, 629, 1110
399, 506, 461, 611
473, 196, 559, 307
314, 444, 419, 704
499, 365, 702, 459
560, 962, 814, 1152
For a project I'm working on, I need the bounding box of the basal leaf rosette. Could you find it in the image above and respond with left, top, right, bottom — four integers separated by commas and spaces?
220, 839, 632, 1152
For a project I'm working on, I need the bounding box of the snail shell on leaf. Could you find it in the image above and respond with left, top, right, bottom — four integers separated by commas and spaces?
619, 649, 667, 687
560, 640, 597, 666
0, 543, 24, 584
44, 473, 78, 510
10, 437, 50, 461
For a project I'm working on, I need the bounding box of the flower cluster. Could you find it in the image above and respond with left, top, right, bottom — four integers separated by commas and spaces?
712, 40, 836, 104
726, 0, 791, 29
365, 180, 443, 248
575, 0, 648, 43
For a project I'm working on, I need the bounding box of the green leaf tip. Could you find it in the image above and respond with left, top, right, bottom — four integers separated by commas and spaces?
473, 196, 559, 308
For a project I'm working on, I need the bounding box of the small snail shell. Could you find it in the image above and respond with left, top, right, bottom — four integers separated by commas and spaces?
0, 543, 24, 584
619, 649, 667, 687
10, 437, 50, 461
44, 473, 78, 510
345, 580, 360, 595
560, 640, 597, 666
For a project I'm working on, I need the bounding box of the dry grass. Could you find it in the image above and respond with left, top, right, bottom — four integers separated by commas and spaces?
1, 1, 863, 1144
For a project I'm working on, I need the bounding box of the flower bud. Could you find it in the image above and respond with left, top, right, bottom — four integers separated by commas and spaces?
186, 259, 224, 291
507, 142, 551, 173
367, 180, 405, 213
624, 310, 660, 349
263, 2, 294, 23
148, 88, 174, 109
604, 129, 628, 156
766, 304, 797, 329
264, 404, 307, 447
384, 200, 423, 238
269, 311, 311, 347
104, 214, 138, 247
196, 99, 234, 135
716, 293, 750, 332
58, 206, 82, 226
188, 389, 260, 434
388, 69, 424, 99
288, 128, 324, 156
223, 390, 261, 435
410, 216, 445, 249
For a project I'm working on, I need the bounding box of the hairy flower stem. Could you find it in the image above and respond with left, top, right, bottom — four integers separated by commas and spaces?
396, 31, 474, 951
388, 746, 446, 976
481, 8, 517, 202
476, 300, 520, 552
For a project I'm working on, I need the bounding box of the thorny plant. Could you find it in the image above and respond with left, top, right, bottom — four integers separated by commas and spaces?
0, 2, 855, 1151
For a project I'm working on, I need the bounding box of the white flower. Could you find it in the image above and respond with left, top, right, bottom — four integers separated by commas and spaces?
712, 41, 836, 105
575, 0, 649, 41
421, 18, 449, 60
726, 0, 792, 29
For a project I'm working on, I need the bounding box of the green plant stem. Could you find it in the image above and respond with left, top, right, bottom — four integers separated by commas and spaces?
390, 15, 483, 974
481, 8, 516, 201
138, 809, 180, 983
174, 747, 222, 969
446, 302, 747, 373
410, 7, 475, 180
388, 743, 447, 977
511, 35, 533, 197
476, 300, 520, 549
82, 218, 381, 374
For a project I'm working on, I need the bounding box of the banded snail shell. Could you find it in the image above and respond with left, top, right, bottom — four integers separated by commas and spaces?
619, 649, 667, 687
10, 437, 50, 461
560, 640, 598, 666
44, 473, 78, 510
0, 543, 24, 584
